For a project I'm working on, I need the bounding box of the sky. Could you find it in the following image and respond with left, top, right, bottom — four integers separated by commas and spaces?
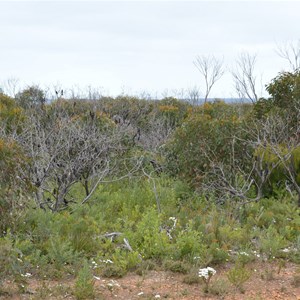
0, 1, 299, 98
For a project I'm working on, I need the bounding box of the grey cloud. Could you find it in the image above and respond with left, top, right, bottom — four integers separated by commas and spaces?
0, 1, 299, 97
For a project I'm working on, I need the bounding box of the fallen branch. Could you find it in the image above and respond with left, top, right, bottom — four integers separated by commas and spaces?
100, 232, 122, 241
99, 232, 135, 254
123, 238, 133, 252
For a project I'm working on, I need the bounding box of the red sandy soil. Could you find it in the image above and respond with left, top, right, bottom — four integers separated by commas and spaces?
1, 261, 300, 299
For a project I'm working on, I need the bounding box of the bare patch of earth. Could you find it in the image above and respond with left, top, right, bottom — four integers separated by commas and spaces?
1, 261, 300, 300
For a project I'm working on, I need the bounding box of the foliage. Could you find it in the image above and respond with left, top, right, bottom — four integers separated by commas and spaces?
166, 100, 244, 188
258, 226, 287, 259
227, 264, 251, 292
0, 177, 298, 289
208, 278, 230, 296
182, 271, 201, 284
0, 96, 27, 231
1, 77, 300, 295
0, 138, 27, 188
173, 225, 204, 261
130, 208, 170, 259
74, 261, 95, 300
0, 94, 24, 133
15, 86, 46, 109
266, 70, 300, 110
254, 70, 300, 129
0, 139, 28, 234
163, 260, 190, 274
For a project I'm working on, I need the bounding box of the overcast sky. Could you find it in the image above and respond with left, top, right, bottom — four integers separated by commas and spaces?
0, 1, 299, 98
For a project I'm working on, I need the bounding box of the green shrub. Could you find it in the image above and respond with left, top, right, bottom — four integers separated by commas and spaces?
130, 208, 170, 259
110, 249, 141, 274
26, 249, 48, 277
0, 236, 25, 280
166, 101, 244, 188
235, 251, 254, 266
208, 278, 230, 296
101, 264, 126, 278
182, 271, 201, 284
209, 244, 230, 265
163, 260, 190, 274
227, 264, 251, 292
135, 260, 158, 276
173, 225, 204, 261
47, 237, 80, 270
258, 226, 287, 259
74, 261, 95, 300
218, 224, 249, 249
67, 218, 99, 255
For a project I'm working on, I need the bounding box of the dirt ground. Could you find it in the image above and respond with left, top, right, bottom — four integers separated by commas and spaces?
1, 261, 300, 299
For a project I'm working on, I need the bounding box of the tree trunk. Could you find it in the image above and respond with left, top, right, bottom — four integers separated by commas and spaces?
54, 187, 67, 212
35, 188, 44, 209
83, 179, 89, 197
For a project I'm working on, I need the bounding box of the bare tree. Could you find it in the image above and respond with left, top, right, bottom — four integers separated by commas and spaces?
10, 105, 140, 211
201, 110, 300, 206
201, 133, 279, 205
232, 53, 259, 103
137, 116, 174, 156
186, 86, 202, 106
276, 40, 300, 71
1, 77, 20, 97
258, 112, 300, 206
193, 55, 224, 103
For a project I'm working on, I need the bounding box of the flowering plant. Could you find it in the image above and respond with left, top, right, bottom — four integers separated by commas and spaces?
198, 267, 217, 292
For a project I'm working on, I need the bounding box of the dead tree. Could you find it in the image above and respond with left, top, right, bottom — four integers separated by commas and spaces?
276, 40, 300, 71
1, 77, 20, 98
13, 105, 140, 211
232, 53, 259, 103
202, 111, 300, 206
193, 55, 224, 103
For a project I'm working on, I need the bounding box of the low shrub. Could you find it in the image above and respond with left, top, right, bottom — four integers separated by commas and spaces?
74, 261, 95, 300
163, 260, 191, 274
227, 264, 251, 293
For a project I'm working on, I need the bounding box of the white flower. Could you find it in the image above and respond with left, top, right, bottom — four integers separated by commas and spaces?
21, 272, 32, 278
107, 280, 120, 288
137, 292, 144, 296
155, 295, 161, 299
100, 259, 113, 264
239, 251, 249, 256
198, 267, 216, 280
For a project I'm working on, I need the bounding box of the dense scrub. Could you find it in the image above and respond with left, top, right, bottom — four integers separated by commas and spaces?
0, 70, 300, 298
